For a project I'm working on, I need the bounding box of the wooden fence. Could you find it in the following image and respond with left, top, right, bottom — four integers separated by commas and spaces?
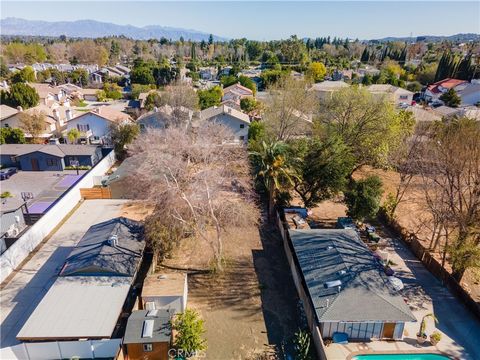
80, 187, 112, 200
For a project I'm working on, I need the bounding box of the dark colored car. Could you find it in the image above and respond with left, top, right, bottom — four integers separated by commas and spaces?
0, 167, 17, 180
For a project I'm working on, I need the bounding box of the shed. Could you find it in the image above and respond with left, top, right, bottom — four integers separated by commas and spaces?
141, 273, 188, 313
123, 309, 172, 360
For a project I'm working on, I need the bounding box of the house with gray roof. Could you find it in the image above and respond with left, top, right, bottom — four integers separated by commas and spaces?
288, 228, 415, 342
0, 144, 102, 171
122, 309, 173, 360
17, 217, 145, 341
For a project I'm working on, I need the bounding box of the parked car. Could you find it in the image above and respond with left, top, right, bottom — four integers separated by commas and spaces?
0, 167, 17, 180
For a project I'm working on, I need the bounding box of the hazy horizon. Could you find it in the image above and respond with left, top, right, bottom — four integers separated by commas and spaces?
1, 1, 479, 40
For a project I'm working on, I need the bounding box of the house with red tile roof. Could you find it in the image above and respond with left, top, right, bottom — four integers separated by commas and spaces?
425, 78, 468, 101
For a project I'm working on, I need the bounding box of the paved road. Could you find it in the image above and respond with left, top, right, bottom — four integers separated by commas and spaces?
0, 200, 129, 348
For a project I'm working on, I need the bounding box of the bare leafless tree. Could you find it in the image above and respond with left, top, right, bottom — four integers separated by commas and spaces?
416, 118, 480, 281
263, 77, 316, 141
19, 111, 47, 143
128, 124, 257, 271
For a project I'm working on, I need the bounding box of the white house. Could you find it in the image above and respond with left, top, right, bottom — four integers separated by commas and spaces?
367, 84, 414, 106
65, 106, 132, 144
29, 83, 68, 107
200, 104, 250, 143
455, 80, 480, 106
424, 78, 468, 101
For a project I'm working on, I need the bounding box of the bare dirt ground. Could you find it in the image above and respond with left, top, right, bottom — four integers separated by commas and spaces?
354, 166, 480, 303
158, 218, 301, 359
119, 201, 155, 221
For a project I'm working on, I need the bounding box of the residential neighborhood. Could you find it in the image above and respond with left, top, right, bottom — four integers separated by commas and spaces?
0, 3, 479, 360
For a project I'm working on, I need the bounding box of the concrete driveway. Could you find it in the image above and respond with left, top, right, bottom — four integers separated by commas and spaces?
0, 199, 129, 348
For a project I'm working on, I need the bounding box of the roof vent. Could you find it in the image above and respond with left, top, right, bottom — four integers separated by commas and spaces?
337, 270, 347, 275
326, 246, 334, 250
142, 319, 154, 338
108, 234, 118, 247
324, 280, 342, 289
147, 309, 158, 317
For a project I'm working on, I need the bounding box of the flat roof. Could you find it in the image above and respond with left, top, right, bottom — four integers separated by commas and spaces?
289, 229, 416, 323
142, 273, 186, 298
17, 276, 131, 340
123, 310, 172, 344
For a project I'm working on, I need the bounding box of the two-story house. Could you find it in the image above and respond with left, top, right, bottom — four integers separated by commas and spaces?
199, 104, 250, 143
367, 84, 414, 106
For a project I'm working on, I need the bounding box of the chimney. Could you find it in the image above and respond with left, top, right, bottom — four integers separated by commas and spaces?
108, 235, 118, 247
65, 109, 73, 121
53, 109, 60, 121
17, 106, 23, 112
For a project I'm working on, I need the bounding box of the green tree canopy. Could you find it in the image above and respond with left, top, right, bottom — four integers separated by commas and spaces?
171, 309, 207, 356
315, 87, 415, 173
11, 66, 36, 83
1, 83, 39, 109
291, 137, 354, 208
0, 127, 26, 144
440, 88, 461, 108
345, 175, 383, 220
198, 86, 222, 110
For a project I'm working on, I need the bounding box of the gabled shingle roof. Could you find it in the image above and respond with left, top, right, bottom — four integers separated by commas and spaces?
200, 104, 250, 124
0, 144, 99, 157
289, 229, 415, 323
60, 217, 144, 277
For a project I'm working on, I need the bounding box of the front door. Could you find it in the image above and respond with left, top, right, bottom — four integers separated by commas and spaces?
31, 158, 39, 171
382, 323, 396, 339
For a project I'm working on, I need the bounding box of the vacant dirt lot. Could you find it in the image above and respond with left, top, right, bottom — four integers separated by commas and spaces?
158, 219, 301, 359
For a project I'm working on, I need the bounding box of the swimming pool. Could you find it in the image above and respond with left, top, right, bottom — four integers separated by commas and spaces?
353, 354, 450, 360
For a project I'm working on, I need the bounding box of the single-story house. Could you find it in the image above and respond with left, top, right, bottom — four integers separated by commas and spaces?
141, 273, 188, 313
65, 106, 133, 144
367, 84, 414, 106
17, 217, 145, 341
309, 81, 350, 100
405, 106, 442, 125
0, 144, 102, 171
288, 228, 415, 344
122, 309, 173, 360
199, 104, 250, 143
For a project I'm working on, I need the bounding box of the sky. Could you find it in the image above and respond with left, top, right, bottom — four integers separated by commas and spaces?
1, 1, 479, 40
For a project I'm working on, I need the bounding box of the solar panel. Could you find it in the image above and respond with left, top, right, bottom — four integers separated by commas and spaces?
142, 319, 154, 338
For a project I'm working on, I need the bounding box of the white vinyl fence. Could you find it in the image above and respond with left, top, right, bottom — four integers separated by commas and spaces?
0, 150, 116, 283
0, 339, 121, 360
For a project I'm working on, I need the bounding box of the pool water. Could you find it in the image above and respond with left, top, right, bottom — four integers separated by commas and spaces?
354, 354, 450, 360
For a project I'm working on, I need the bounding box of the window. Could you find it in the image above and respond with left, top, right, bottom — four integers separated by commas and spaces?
4, 124, 9, 128
77, 124, 90, 132
399, 95, 408, 100
143, 344, 153, 352
46, 158, 58, 166
239, 136, 245, 141
239, 124, 245, 129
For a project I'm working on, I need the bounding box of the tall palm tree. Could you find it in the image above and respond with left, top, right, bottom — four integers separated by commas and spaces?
250, 140, 296, 221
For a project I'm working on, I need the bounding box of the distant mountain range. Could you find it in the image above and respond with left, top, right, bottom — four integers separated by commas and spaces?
0, 17, 227, 41
374, 33, 480, 42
